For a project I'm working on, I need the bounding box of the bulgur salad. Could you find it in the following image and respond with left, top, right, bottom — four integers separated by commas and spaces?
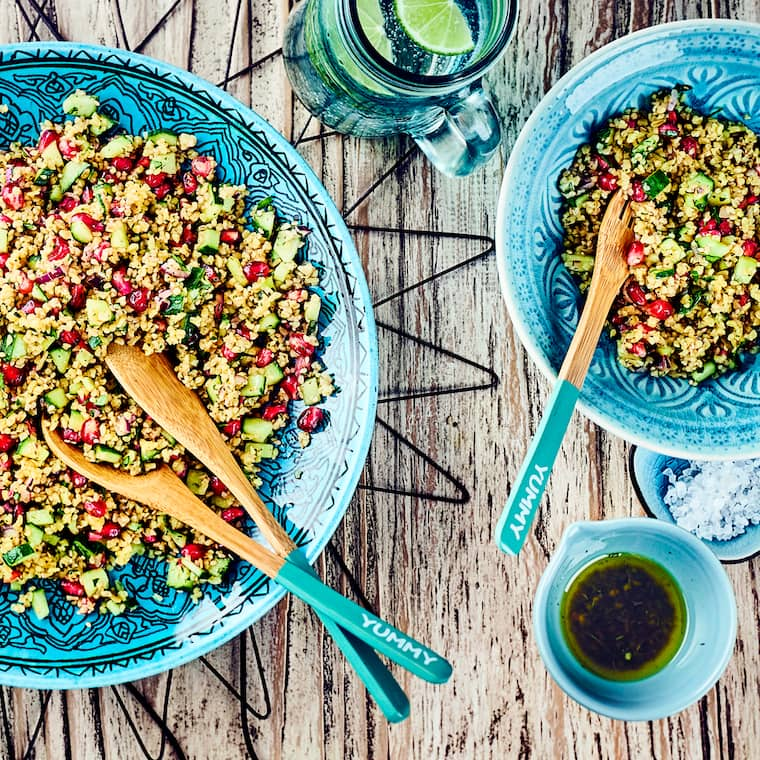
0, 91, 334, 618
559, 88, 760, 383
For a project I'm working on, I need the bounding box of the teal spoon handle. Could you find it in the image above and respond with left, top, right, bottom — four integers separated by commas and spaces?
496, 379, 580, 555
276, 560, 452, 684
285, 551, 410, 722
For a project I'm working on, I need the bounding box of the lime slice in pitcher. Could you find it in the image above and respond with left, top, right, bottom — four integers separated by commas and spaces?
358, 0, 393, 61
394, 0, 475, 56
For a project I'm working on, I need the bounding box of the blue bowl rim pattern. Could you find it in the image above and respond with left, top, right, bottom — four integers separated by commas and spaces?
0, 41, 379, 688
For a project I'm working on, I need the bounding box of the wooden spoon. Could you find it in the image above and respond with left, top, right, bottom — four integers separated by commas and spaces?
496, 190, 634, 555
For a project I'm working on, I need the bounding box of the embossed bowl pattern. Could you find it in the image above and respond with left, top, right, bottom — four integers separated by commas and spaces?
0, 43, 378, 688
497, 20, 760, 459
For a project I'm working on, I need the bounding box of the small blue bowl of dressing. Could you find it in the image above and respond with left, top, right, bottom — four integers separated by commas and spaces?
533, 518, 736, 721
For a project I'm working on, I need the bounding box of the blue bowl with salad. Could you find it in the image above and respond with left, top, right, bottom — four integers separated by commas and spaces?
497, 19, 760, 459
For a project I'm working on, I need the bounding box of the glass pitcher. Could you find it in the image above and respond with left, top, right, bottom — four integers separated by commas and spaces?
283, 0, 518, 177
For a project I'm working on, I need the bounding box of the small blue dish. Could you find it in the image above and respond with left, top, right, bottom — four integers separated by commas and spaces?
533, 518, 736, 721
631, 447, 760, 563
497, 20, 760, 459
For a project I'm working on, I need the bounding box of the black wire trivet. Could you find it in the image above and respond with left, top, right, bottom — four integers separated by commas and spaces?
3, 2, 500, 758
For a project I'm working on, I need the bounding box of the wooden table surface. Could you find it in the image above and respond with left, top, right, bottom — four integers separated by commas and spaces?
2, 1, 760, 758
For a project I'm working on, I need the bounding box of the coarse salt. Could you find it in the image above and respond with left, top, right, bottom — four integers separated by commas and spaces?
663, 459, 760, 541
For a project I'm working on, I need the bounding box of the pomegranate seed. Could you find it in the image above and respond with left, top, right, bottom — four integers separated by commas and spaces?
667, 110, 678, 123
658, 123, 679, 137
81, 186, 94, 204
181, 223, 196, 245
59, 138, 80, 159
138, 156, 151, 168
37, 129, 58, 153
287, 289, 308, 302
594, 154, 609, 170
154, 183, 172, 201
281, 374, 299, 399
13, 503, 24, 519
181, 543, 206, 561
699, 218, 717, 234
144, 172, 166, 188
62, 428, 81, 444
294, 355, 311, 375
0, 214, 10, 224
83, 499, 107, 518
742, 240, 759, 258
718, 220, 732, 236
214, 293, 224, 320
597, 173, 617, 191
739, 293, 750, 307
59, 329, 80, 345
221, 345, 237, 361
739, 195, 759, 210
72, 212, 104, 232
191, 156, 212, 177
87, 531, 103, 542
61, 580, 86, 597
100, 522, 121, 539
20, 300, 37, 314
627, 119, 637, 128
1, 363, 25, 387
680, 136, 699, 157
68, 283, 86, 310
262, 403, 287, 421
289, 333, 315, 357
1, 184, 24, 210
630, 341, 647, 358
111, 268, 133, 295
222, 507, 245, 523
58, 194, 79, 212
18, 271, 33, 295
204, 265, 218, 282
80, 418, 100, 445
631, 180, 647, 204
243, 261, 270, 282
182, 172, 198, 194
127, 287, 151, 313
70, 470, 88, 488
0, 253, 8, 270
49, 236, 70, 261
256, 349, 274, 368
209, 476, 227, 496
236, 325, 252, 340
645, 299, 674, 320
297, 407, 324, 433
0, 434, 14, 452
143, 533, 158, 544
111, 156, 133, 172
110, 202, 125, 217
626, 281, 647, 307
223, 418, 241, 436
92, 241, 109, 262
220, 229, 240, 245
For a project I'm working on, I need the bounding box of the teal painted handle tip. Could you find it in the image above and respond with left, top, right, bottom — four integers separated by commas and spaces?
495, 379, 581, 556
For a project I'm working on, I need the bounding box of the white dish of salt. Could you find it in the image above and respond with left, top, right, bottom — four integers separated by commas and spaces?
631, 447, 760, 563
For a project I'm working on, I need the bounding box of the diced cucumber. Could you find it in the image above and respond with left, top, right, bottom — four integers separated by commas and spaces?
68, 409, 85, 433
681, 171, 714, 197
696, 235, 731, 261
2, 543, 35, 567
49, 184, 63, 203
161, 430, 177, 446
111, 220, 129, 250
199, 202, 223, 223
300, 377, 321, 405
149, 154, 177, 175
41, 140, 63, 167
258, 313, 280, 332
181, 556, 203, 576
31, 284, 48, 302
166, 528, 187, 548
166, 560, 194, 589
642, 169, 670, 199
81, 568, 109, 596
691, 360, 717, 383
205, 376, 221, 403
273, 260, 296, 285
245, 442, 278, 460
7, 335, 27, 361
733, 256, 758, 284
73, 540, 95, 558
226, 257, 247, 286
139, 440, 160, 462
272, 227, 303, 263
62, 91, 99, 117
94, 183, 113, 214
27, 508, 54, 526
30, 588, 49, 620
86, 298, 113, 326
33, 168, 55, 186
105, 599, 126, 615
94, 444, 121, 465
70, 217, 93, 244
25, 524, 44, 547
44, 387, 68, 409
146, 129, 178, 145
186, 469, 210, 496
304, 294, 321, 323
89, 112, 116, 136
198, 228, 220, 253
207, 556, 231, 581
15, 437, 48, 462
658, 238, 685, 258
708, 186, 732, 206
241, 373, 266, 398
60, 160, 90, 192
563, 254, 595, 272
264, 362, 284, 385
252, 203, 276, 238
42, 533, 59, 546
631, 135, 659, 156
241, 417, 273, 443
101, 135, 134, 159
211, 493, 235, 510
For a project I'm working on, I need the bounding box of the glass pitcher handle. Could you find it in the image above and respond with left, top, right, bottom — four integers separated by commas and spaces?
411, 82, 502, 177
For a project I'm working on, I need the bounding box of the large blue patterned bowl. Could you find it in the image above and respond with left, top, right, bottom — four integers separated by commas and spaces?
497, 20, 760, 459
0, 43, 377, 688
